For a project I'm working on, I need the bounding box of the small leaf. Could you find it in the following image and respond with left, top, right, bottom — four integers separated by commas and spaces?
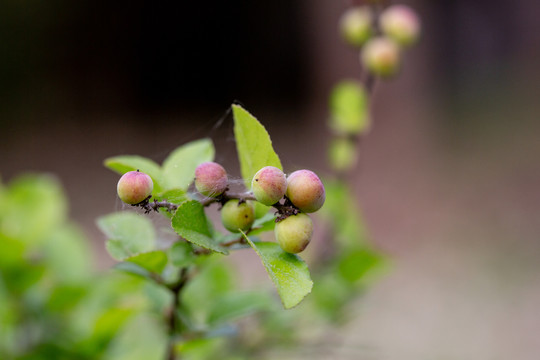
208, 291, 274, 326
338, 249, 384, 283
104, 155, 163, 193
329, 80, 370, 135
162, 139, 215, 191
114, 262, 152, 280
240, 233, 312, 309
249, 212, 277, 236
171, 201, 228, 255
97, 212, 156, 261
168, 241, 196, 268
232, 105, 282, 187
154, 188, 187, 205
126, 250, 168, 274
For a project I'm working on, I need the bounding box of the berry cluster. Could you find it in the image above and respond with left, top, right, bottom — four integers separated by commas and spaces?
339, 3, 421, 78
116, 163, 326, 254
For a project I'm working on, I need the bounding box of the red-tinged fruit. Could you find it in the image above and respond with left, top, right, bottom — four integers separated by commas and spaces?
195, 162, 228, 197
117, 170, 153, 204
380, 4, 421, 47
339, 6, 373, 47
286, 170, 325, 213
275, 213, 313, 254
221, 199, 255, 233
361, 37, 401, 77
251, 166, 287, 206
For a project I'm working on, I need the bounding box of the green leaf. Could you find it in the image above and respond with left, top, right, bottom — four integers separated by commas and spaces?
318, 179, 368, 249
154, 188, 187, 205
102, 314, 167, 360
249, 212, 277, 236
1, 174, 67, 244
329, 80, 370, 134
240, 233, 312, 309
171, 201, 228, 255
338, 249, 384, 283
104, 155, 163, 193
43, 223, 93, 283
328, 138, 357, 171
97, 212, 156, 261
168, 241, 196, 268
162, 139, 215, 191
126, 250, 168, 274
232, 104, 282, 186
114, 262, 152, 280
208, 291, 274, 326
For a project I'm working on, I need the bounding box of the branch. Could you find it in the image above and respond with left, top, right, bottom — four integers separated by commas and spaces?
165, 267, 189, 360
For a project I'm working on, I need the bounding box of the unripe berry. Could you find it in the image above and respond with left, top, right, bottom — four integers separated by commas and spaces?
221, 199, 255, 233
286, 170, 325, 213
251, 166, 287, 206
194, 162, 228, 197
339, 6, 373, 47
275, 213, 313, 254
361, 37, 401, 78
117, 170, 153, 204
380, 5, 421, 47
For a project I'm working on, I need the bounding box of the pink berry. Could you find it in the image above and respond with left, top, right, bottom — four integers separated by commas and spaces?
361, 37, 401, 77
194, 162, 228, 197
380, 5, 421, 47
117, 170, 153, 204
251, 166, 287, 206
286, 170, 325, 213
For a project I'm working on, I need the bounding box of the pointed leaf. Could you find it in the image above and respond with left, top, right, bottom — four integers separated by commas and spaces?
104, 155, 163, 193
329, 80, 370, 135
240, 232, 312, 309
171, 201, 228, 254
126, 250, 168, 274
162, 139, 215, 191
97, 212, 156, 261
232, 105, 282, 186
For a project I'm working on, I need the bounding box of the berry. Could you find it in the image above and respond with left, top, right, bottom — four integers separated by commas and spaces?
380, 5, 420, 47
117, 170, 153, 204
286, 170, 325, 213
195, 162, 228, 197
339, 6, 373, 47
251, 166, 287, 206
361, 37, 401, 77
221, 199, 255, 233
275, 213, 313, 254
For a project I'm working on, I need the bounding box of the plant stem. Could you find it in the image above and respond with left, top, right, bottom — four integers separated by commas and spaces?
165, 267, 189, 360
133, 191, 300, 220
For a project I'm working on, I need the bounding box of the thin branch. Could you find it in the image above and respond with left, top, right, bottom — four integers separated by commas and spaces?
166, 267, 189, 360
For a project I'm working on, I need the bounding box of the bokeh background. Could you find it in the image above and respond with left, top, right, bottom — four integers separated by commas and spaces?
1, 0, 540, 359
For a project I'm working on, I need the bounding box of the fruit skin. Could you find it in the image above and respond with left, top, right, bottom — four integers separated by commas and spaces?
286, 170, 325, 213
339, 6, 373, 47
275, 213, 313, 254
380, 4, 420, 47
195, 162, 228, 197
361, 37, 401, 77
251, 166, 287, 206
117, 171, 153, 204
221, 199, 255, 233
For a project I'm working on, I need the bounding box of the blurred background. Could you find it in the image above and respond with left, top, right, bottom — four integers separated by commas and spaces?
1, 0, 540, 359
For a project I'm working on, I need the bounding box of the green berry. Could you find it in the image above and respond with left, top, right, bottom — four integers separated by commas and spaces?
117, 170, 153, 204
380, 5, 421, 47
339, 6, 373, 47
275, 213, 313, 254
221, 199, 255, 233
251, 166, 287, 206
286, 170, 325, 213
361, 37, 401, 77
195, 162, 228, 197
